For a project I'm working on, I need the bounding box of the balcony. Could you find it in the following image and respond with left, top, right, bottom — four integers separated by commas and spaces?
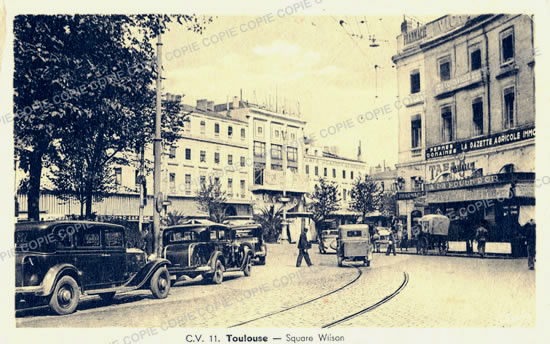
434, 69, 484, 98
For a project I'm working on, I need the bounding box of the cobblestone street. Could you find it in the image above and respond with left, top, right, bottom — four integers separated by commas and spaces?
16, 243, 535, 329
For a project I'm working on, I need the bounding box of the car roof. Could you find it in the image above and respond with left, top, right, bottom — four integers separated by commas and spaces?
15, 220, 123, 232
419, 214, 449, 221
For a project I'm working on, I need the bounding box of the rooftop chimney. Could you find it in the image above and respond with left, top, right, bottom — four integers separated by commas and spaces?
232, 96, 239, 109
207, 101, 214, 111
196, 99, 207, 111
401, 18, 413, 33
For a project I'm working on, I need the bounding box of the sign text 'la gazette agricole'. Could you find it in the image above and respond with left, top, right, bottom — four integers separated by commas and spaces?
425, 126, 535, 160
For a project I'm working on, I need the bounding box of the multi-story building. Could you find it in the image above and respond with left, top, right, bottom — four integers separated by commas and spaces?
393, 15, 535, 243
304, 144, 367, 213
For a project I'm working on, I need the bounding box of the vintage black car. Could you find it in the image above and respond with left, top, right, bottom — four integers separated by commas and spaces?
232, 223, 267, 265
162, 222, 253, 284
15, 221, 171, 315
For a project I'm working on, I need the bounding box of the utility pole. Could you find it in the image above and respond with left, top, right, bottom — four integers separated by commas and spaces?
153, 31, 163, 256
138, 146, 145, 234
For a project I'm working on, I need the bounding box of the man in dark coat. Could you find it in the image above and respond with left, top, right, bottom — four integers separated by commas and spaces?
476, 222, 488, 258
524, 219, 536, 270
386, 230, 397, 256
141, 227, 153, 256
296, 227, 313, 267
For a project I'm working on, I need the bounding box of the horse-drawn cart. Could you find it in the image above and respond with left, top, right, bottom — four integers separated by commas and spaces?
414, 214, 450, 255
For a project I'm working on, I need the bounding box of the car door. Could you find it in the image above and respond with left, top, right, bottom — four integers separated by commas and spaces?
74, 225, 105, 288
101, 226, 127, 286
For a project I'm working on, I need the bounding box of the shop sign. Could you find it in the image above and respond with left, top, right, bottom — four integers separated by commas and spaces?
397, 191, 426, 200
425, 126, 535, 160
426, 174, 501, 192
428, 154, 478, 182
96, 215, 152, 222
427, 185, 511, 203
404, 15, 469, 46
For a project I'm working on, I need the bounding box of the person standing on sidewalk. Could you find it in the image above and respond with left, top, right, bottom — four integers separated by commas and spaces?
476, 222, 488, 258
524, 219, 536, 270
296, 227, 313, 267
386, 230, 397, 256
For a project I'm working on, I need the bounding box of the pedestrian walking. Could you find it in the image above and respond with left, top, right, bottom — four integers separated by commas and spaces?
296, 227, 313, 267
386, 230, 397, 256
475, 222, 488, 258
524, 219, 536, 270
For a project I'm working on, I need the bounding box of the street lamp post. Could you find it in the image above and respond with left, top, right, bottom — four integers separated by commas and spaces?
153, 32, 163, 256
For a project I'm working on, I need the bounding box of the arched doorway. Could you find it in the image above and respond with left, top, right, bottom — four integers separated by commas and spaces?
225, 205, 237, 217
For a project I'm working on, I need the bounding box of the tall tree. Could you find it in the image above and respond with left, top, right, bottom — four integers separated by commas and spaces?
350, 175, 381, 223
196, 177, 228, 223
309, 177, 341, 225
14, 14, 211, 220
379, 191, 397, 217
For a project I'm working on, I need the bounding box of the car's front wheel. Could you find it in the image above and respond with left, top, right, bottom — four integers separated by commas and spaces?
211, 260, 224, 284
49, 275, 80, 315
243, 255, 252, 277
150, 267, 170, 299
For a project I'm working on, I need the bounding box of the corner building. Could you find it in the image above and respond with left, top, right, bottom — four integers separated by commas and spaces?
393, 15, 535, 245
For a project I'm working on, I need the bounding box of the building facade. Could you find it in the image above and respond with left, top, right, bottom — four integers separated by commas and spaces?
393, 14, 536, 243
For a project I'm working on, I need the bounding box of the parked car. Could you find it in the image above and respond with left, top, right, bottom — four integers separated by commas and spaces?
374, 228, 392, 253
162, 221, 253, 285
336, 224, 373, 267
15, 221, 171, 315
232, 223, 267, 265
318, 229, 338, 254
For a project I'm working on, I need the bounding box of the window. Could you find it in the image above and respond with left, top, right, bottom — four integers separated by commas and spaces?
254, 141, 265, 158
169, 146, 176, 159
441, 105, 453, 142
470, 46, 481, 71
214, 152, 220, 164
240, 156, 246, 167
53, 226, 74, 249
271, 163, 283, 171
257, 126, 263, 135
343, 188, 346, 201
240, 180, 246, 198
504, 87, 515, 129
288, 166, 298, 173
287, 147, 297, 162
342, 170, 346, 179
439, 57, 451, 81
104, 228, 124, 247
185, 148, 191, 160
472, 98, 483, 136
254, 164, 264, 185
350, 171, 354, 180
115, 168, 122, 186
200, 150, 206, 163
227, 178, 233, 196
324, 167, 328, 177
169, 173, 176, 191
228, 154, 233, 165
214, 177, 220, 185
200, 121, 206, 134
410, 70, 420, 94
314, 166, 319, 176
306, 165, 310, 174
411, 115, 422, 148
76, 227, 101, 248
185, 174, 191, 195
228, 126, 233, 138
241, 128, 246, 139
214, 123, 220, 135
271, 144, 282, 160
291, 133, 296, 140
200, 176, 206, 187
501, 27, 514, 64
332, 168, 336, 178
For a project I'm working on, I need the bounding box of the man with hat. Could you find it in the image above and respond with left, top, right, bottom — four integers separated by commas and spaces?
296, 226, 313, 267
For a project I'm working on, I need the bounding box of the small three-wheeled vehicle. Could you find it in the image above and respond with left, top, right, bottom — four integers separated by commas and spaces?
416, 214, 450, 255
336, 224, 373, 267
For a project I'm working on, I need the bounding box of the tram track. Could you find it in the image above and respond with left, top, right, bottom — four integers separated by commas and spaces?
321, 271, 409, 328
228, 266, 363, 328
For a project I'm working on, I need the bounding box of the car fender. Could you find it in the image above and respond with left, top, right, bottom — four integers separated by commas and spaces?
208, 251, 225, 270
238, 245, 253, 270
126, 258, 171, 289
40, 264, 82, 296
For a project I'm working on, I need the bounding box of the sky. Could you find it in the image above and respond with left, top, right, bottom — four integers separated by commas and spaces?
160, 14, 434, 169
